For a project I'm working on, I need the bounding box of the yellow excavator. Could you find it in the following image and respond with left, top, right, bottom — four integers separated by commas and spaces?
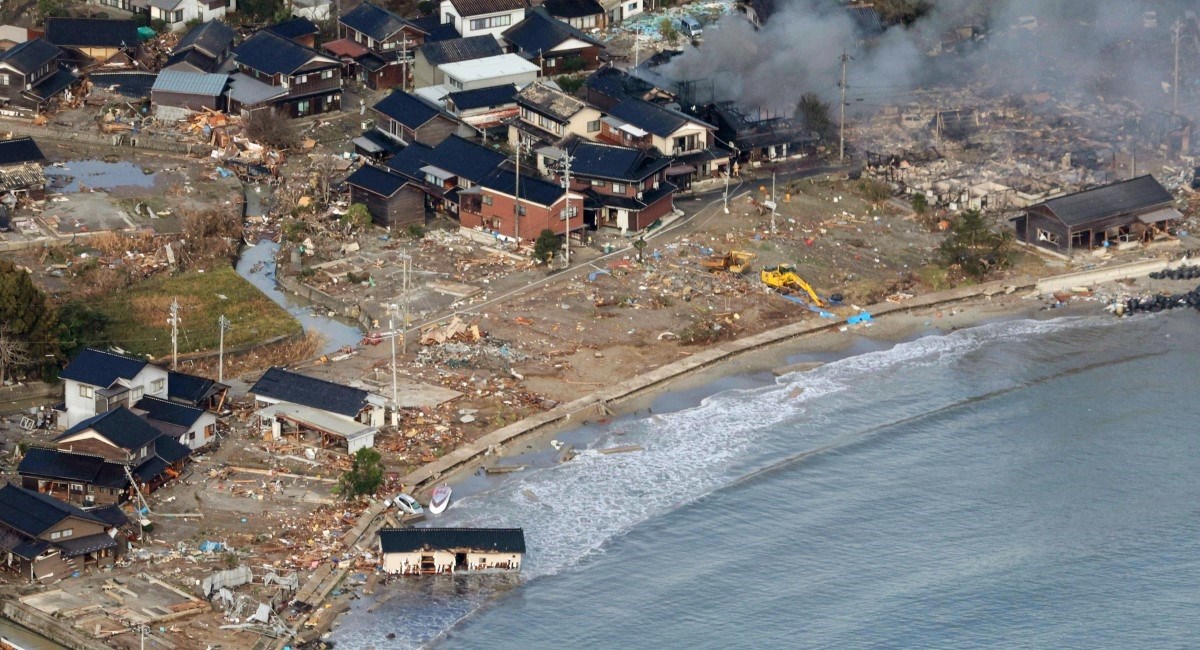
761, 264, 826, 307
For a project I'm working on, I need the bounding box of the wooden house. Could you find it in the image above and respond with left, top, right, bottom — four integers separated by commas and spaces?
1010, 175, 1179, 253
0, 137, 48, 204
459, 166, 585, 244
508, 81, 602, 150
553, 138, 674, 234
0, 483, 125, 582
229, 31, 342, 117
265, 16, 320, 48
151, 70, 228, 121
412, 35, 502, 89
0, 38, 76, 117
603, 97, 729, 188
250, 367, 386, 454
542, 0, 606, 31
57, 347, 169, 429
44, 18, 140, 67
334, 2, 427, 89
379, 527, 525, 574
164, 19, 236, 74
371, 89, 460, 147
439, 0, 528, 40
502, 7, 605, 76
346, 163, 426, 228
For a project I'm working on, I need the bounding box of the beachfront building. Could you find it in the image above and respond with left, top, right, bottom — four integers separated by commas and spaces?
378, 527, 525, 574
1010, 175, 1179, 253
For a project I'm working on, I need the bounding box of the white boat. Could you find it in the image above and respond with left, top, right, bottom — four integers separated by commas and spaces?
393, 493, 423, 516
428, 485, 452, 514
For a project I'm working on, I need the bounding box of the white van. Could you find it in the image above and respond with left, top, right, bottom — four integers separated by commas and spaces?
677, 16, 703, 38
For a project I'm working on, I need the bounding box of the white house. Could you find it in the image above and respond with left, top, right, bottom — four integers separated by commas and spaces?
439, 53, 538, 92
134, 395, 219, 451
249, 367, 386, 454
146, 0, 237, 32
440, 0, 527, 40
57, 348, 169, 429
289, 0, 332, 21
379, 527, 525, 574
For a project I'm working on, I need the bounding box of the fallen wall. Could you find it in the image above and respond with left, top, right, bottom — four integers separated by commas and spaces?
1, 600, 110, 650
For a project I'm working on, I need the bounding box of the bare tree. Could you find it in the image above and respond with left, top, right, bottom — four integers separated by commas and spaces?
0, 324, 32, 386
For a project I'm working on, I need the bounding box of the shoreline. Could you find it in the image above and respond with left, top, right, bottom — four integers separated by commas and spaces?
398, 275, 1049, 499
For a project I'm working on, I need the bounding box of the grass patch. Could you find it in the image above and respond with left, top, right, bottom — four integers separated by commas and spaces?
98, 266, 301, 358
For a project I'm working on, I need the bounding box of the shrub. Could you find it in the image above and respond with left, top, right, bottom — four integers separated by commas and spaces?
244, 109, 299, 150
938, 209, 1014, 281
339, 448, 384, 497
533, 229, 558, 263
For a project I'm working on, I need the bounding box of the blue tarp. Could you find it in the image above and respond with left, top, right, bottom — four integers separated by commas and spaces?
847, 311, 873, 325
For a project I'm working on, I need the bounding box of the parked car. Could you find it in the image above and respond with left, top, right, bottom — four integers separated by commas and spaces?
677, 16, 703, 38
393, 493, 423, 515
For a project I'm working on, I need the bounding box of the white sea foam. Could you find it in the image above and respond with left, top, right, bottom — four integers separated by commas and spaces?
338, 316, 1106, 648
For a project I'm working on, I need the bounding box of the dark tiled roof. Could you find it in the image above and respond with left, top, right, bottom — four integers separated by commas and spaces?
385, 141, 435, 179
155, 436, 191, 464
480, 167, 564, 206
583, 65, 653, 100
609, 97, 708, 137
234, 31, 332, 76
542, 0, 603, 19
135, 396, 204, 428
26, 69, 79, 102
584, 180, 674, 211
423, 134, 506, 183
0, 483, 104, 538
340, 2, 424, 42
0, 38, 60, 75
357, 128, 406, 157
265, 17, 320, 41
164, 49, 221, 74
566, 139, 670, 182
87, 505, 129, 528
0, 137, 46, 167
409, 15, 461, 42
449, 0, 527, 17
18, 447, 109, 484
59, 347, 147, 388
249, 367, 373, 418
89, 71, 157, 98
46, 18, 139, 49
447, 83, 516, 112
133, 456, 168, 483
741, 0, 776, 24
57, 406, 163, 452
372, 90, 447, 129
1036, 175, 1174, 227
10, 539, 50, 560
503, 7, 601, 55
347, 163, 410, 197
378, 527, 526, 553
57, 532, 119, 557
175, 20, 235, 59
417, 35, 502, 66
167, 370, 225, 406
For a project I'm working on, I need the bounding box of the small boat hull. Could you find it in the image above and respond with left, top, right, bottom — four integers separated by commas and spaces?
428, 485, 452, 514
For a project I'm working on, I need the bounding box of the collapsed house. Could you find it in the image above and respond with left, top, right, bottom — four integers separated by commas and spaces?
0, 39, 78, 117
0, 137, 47, 222
1010, 175, 1179, 253
250, 367, 387, 454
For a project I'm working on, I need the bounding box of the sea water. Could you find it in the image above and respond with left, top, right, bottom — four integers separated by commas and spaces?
332, 313, 1200, 648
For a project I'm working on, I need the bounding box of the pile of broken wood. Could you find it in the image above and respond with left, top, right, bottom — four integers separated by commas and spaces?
419, 316, 483, 345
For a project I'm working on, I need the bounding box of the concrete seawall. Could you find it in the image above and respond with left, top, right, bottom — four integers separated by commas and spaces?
1, 601, 108, 650
401, 276, 1040, 492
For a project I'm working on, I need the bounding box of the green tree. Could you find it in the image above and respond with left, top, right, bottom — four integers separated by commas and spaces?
557, 74, 585, 94
938, 209, 1014, 281
417, 0, 435, 15
36, 0, 70, 20
58, 301, 111, 360
533, 228, 558, 263
795, 92, 836, 142
341, 203, 373, 233
874, 0, 932, 26
659, 18, 680, 45
0, 259, 61, 371
911, 192, 928, 215
339, 448, 384, 497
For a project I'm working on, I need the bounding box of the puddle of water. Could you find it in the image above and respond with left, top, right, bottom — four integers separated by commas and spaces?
235, 240, 365, 355
44, 160, 157, 193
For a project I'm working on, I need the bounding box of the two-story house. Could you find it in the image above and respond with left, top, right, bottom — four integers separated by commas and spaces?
599, 0, 644, 25
440, 0, 528, 40
443, 83, 519, 134
250, 367, 386, 454
265, 16, 320, 48
412, 35, 502, 89
166, 369, 230, 412
602, 97, 729, 188
346, 162, 426, 228
335, 2, 428, 89
146, 0, 236, 32
163, 19, 236, 74
542, 0, 606, 31
57, 347, 169, 429
553, 138, 674, 234
44, 18, 140, 67
380, 133, 507, 215
509, 81, 602, 153
459, 167, 585, 245
229, 30, 342, 117
502, 7, 605, 76
0, 38, 77, 116
371, 89, 460, 147
133, 395, 218, 451
439, 53, 539, 93
0, 483, 124, 582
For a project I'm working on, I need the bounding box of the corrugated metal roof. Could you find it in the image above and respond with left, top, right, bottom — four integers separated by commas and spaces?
152, 70, 227, 97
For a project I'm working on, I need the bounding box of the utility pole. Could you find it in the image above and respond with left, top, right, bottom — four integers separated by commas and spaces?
723, 171, 730, 213
388, 303, 399, 407
513, 137, 529, 245
217, 315, 230, 383
838, 50, 851, 164
634, 26, 642, 68
400, 252, 411, 355
1173, 19, 1182, 114
559, 150, 574, 266
168, 297, 179, 371
770, 172, 777, 233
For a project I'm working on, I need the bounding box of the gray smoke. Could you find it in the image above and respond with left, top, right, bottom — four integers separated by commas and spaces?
663, 0, 1197, 119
